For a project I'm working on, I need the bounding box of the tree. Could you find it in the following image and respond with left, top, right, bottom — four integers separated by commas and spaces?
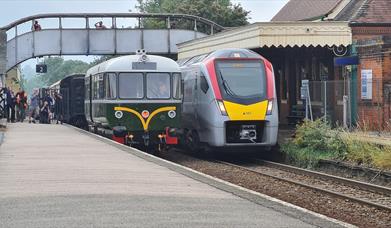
135, 0, 250, 28
89, 55, 117, 66
26, 57, 90, 88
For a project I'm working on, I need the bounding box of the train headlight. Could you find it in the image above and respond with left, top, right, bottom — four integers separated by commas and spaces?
115, 111, 123, 119
216, 100, 228, 116
168, 110, 176, 119
141, 110, 150, 119
267, 100, 273, 115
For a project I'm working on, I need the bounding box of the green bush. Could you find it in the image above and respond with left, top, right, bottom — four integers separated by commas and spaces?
373, 147, 391, 170
282, 119, 391, 171
343, 135, 381, 166
282, 119, 346, 168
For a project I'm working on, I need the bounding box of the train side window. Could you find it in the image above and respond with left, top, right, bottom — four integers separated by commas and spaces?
183, 71, 193, 102
200, 74, 209, 94
172, 73, 182, 99
85, 76, 90, 100
97, 74, 104, 99
105, 73, 117, 99
92, 75, 98, 99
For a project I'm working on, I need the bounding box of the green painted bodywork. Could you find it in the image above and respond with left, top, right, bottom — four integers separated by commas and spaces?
90, 102, 181, 132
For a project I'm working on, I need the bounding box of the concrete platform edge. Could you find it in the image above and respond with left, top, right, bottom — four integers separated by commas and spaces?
67, 125, 355, 228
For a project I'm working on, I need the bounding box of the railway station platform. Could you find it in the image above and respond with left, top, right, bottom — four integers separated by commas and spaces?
0, 123, 350, 228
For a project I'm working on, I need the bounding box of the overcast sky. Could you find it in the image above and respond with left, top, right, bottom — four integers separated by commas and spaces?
0, 0, 289, 27
0, 0, 289, 68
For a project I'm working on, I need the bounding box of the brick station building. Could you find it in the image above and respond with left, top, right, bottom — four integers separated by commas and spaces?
178, 0, 391, 129
348, 1, 391, 129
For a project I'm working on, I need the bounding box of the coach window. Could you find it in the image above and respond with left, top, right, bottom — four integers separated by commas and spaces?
85, 76, 90, 100
97, 74, 104, 99
147, 73, 170, 99
105, 73, 117, 99
92, 75, 98, 99
119, 73, 143, 99
172, 73, 182, 99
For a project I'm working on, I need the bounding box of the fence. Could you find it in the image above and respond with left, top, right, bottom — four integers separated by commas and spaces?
306, 80, 348, 126
305, 79, 391, 131
356, 79, 391, 131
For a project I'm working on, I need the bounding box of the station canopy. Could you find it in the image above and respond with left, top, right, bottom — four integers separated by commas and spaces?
178, 21, 351, 59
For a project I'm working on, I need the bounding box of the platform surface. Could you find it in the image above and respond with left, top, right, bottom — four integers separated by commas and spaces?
0, 123, 345, 227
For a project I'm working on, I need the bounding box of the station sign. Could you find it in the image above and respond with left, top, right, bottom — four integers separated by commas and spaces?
334, 56, 359, 66
36, 64, 47, 73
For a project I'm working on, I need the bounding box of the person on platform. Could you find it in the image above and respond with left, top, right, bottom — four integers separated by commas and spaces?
95, 21, 106, 29
40, 101, 50, 124
28, 89, 39, 123
54, 92, 63, 124
5, 87, 11, 122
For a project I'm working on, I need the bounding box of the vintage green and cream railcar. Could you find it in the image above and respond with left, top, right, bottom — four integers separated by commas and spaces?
85, 50, 182, 150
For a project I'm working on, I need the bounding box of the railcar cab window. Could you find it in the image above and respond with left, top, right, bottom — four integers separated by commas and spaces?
216, 60, 266, 99
119, 73, 143, 99
105, 73, 117, 99
172, 73, 182, 99
147, 73, 170, 99
200, 72, 209, 94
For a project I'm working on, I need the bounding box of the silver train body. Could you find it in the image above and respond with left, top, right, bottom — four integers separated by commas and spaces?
179, 49, 278, 150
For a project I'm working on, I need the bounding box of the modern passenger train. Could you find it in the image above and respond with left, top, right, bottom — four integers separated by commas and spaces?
178, 48, 278, 151
84, 50, 182, 151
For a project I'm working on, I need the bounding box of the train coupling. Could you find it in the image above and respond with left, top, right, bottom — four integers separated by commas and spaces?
142, 133, 150, 146
239, 125, 257, 143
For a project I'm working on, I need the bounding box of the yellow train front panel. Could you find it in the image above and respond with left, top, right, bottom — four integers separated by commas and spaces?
223, 100, 268, 121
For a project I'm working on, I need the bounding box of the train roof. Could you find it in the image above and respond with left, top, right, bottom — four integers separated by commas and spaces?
178, 48, 266, 67
49, 79, 61, 89
86, 54, 180, 77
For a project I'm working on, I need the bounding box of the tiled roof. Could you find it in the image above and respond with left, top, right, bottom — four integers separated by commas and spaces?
352, 0, 391, 23
335, 0, 367, 21
271, 0, 342, 21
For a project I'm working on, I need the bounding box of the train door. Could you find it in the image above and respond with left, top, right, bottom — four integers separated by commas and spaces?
182, 69, 197, 127
193, 69, 199, 127
196, 69, 212, 141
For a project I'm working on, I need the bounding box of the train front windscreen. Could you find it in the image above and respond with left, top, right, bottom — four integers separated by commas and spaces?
215, 60, 267, 103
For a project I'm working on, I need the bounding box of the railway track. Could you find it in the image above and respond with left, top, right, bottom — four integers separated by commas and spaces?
218, 159, 391, 212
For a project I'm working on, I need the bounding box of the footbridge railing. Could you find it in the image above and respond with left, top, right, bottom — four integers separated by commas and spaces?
0, 13, 225, 72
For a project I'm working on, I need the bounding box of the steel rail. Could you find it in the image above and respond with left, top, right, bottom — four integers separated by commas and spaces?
0, 13, 225, 31
256, 159, 391, 196
218, 160, 391, 212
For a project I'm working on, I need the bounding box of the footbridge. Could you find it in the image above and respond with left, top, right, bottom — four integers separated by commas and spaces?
0, 13, 224, 76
